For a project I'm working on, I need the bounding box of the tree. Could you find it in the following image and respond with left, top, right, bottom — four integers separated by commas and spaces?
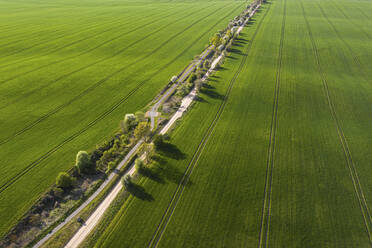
204, 60, 210, 69
135, 159, 144, 173
134, 122, 151, 140
187, 73, 197, 83
122, 175, 132, 189
210, 33, 222, 47
75, 151, 93, 174
106, 161, 116, 174
121, 114, 138, 133
56, 172, 74, 189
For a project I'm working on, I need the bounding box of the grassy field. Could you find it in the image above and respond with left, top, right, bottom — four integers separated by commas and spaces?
0, 0, 247, 237
90, 0, 372, 247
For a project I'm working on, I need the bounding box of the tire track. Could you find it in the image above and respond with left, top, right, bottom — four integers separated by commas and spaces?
300, 0, 372, 244
0, 4, 196, 88
328, 0, 371, 41
146, 4, 270, 248
257, 0, 285, 247
0, 4, 223, 146
0, 11, 137, 63
315, 1, 371, 82
0, 3, 243, 195
0, 9, 122, 49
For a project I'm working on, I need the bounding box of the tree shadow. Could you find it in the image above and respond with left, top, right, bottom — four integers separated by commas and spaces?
200, 88, 224, 100
156, 142, 186, 160
226, 55, 237, 60
152, 155, 192, 186
139, 166, 165, 184
203, 83, 215, 90
127, 183, 154, 201
229, 48, 243, 55
217, 66, 228, 71
194, 95, 208, 103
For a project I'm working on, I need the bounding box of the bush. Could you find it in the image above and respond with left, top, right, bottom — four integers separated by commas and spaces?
122, 175, 132, 190
106, 161, 116, 174
187, 73, 197, 84
53, 187, 64, 198
75, 151, 93, 174
56, 172, 74, 189
135, 159, 145, 173
134, 122, 151, 140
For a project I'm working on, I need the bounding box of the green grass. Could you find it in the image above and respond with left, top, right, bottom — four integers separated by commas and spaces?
88, 0, 372, 247
0, 0, 247, 237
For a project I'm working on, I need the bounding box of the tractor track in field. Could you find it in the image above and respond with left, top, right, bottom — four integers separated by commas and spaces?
0, 4, 184, 70
0, 4, 199, 101
0, 8, 174, 77
0, 3, 243, 195
257, 1, 285, 247
328, 0, 371, 41
300, 0, 372, 244
146, 4, 269, 248
315, 1, 371, 82
0, 13, 140, 65
0, 3, 226, 145
0, 7, 115, 39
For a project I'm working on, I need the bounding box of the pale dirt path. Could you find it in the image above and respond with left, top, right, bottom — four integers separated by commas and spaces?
160, 54, 223, 135
150, 46, 213, 130
64, 155, 141, 248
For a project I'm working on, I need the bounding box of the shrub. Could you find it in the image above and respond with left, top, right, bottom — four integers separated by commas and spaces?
106, 161, 116, 174
122, 175, 132, 190
75, 151, 93, 174
53, 187, 64, 198
134, 122, 151, 140
56, 172, 74, 189
135, 159, 145, 173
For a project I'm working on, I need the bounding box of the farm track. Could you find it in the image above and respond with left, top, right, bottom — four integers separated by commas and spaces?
0, 4, 198, 96
0, 3, 225, 145
0, 3, 244, 196
257, 0, 285, 247
300, 0, 372, 244
315, 1, 370, 81
146, 5, 270, 248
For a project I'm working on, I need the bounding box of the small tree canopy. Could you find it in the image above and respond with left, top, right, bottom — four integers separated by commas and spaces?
75, 151, 93, 174
135, 159, 144, 173
56, 172, 74, 189
134, 122, 151, 140
122, 175, 132, 189
210, 33, 222, 47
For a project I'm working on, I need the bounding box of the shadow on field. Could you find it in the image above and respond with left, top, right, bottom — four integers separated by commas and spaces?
127, 183, 154, 201
194, 95, 207, 103
200, 88, 224, 100
139, 166, 165, 184
156, 142, 186, 160
151, 154, 191, 186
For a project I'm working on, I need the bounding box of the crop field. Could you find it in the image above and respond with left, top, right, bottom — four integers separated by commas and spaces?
0, 0, 248, 237
89, 0, 372, 247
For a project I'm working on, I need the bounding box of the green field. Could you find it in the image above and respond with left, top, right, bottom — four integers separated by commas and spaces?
0, 0, 247, 237
91, 0, 372, 247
